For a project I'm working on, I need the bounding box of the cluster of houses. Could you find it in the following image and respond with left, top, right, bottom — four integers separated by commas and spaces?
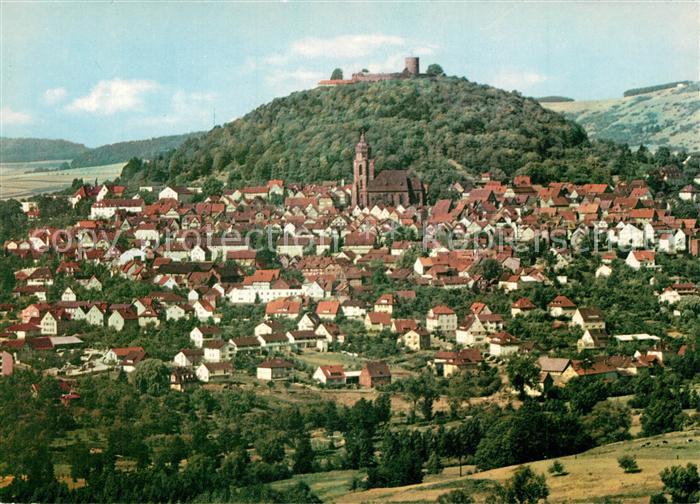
1, 172, 697, 395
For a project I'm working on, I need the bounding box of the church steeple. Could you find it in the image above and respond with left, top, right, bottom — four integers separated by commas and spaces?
355, 130, 370, 160
351, 131, 375, 208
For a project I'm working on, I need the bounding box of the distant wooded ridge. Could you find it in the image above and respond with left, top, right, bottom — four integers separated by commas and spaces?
535, 96, 575, 103
0, 132, 204, 165
623, 81, 692, 97
0, 137, 88, 163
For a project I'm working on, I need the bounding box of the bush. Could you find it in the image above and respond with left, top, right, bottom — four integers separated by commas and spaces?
437, 488, 475, 503
498, 465, 549, 503
548, 460, 567, 476
618, 455, 641, 473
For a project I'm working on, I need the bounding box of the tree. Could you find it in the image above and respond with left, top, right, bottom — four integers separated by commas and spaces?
330, 68, 344, 80
132, 359, 170, 396
374, 393, 392, 424
449, 418, 482, 476
68, 442, 92, 481
367, 432, 424, 488
426, 64, 445, 76
659, 463, 699, 503
420, 376, 439, 421
641, 391, 685, 436
0, 199, 28, 243
478, 258, 503, 281
201, 176, 224, 198
498, 465, 549, 504
547, 460, 566, 477
437, 488, 474, 503
343, 427, 375, 469
426, 449, 443, 474
618, 455, 640, 473
584, 401, 631, 445
292, 433, 315, 474
506, 355, 539, 398
403, 375, 425, 422
255, 432, 286, 464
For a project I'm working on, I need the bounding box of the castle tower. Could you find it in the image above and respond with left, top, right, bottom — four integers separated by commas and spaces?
405, 57, 419, 76
351, 131, 375, 208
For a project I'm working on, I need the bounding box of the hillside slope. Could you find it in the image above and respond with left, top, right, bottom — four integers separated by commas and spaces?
70, 132, 204, 168
542, 82, 700, 152
0, 137, 88, 162
126, 77, 614, 192
277, 430, 698, 503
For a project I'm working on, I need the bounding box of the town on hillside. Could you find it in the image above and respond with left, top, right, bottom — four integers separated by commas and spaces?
1, 132, 699, 501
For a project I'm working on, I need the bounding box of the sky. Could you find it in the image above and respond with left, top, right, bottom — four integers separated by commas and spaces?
1, 1, 698, 147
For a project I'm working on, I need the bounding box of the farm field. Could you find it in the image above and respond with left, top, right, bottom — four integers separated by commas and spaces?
273, 430, 699, 503
0, 160, 124, 199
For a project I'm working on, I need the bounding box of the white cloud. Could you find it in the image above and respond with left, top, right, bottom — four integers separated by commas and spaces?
254, 34, 407, 69
411, 44, 440, 57
364, 52, 407, 74
262, 53, 290, 66
66, 79, 158, 115
0, 106, 32, 125
43, 87, 67, 105
265, 68, 324, 87
290, 34, 406, 59
265, 68, 325, 94
491, 71, 548, 91
141, 90, 216, 128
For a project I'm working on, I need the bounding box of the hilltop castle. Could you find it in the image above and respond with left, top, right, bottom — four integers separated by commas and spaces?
319, 57, 423, 87
351, 132, 425, 208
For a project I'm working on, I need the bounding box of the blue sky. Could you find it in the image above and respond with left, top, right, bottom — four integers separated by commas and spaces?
1, 2, 697, 147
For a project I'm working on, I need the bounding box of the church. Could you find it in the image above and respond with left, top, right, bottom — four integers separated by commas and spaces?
350, 132, 425, 208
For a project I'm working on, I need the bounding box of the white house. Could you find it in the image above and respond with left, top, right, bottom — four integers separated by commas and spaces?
85, 305, 105, 326
90, 199, 144, 219
312, 365, 347, 385
577, 328, 610, 351
659, 283, 697, 305
488, 332, 520, 357
615, 223, 645, 249
190, 326, 223, 348
108, 309, 138, 332
173, 348, 204, 368
159, 186, 194, 202
341, 300, 367, 320
625, 250, 656, 270
61, 287, 77, 302
571, 308, 606, 331
425, 305, 458, 334
679, 184, 699, 202
256, 359, 294, 381
203, 339, 232, 363
196, 362, 233, 382
595, 264, 613, 278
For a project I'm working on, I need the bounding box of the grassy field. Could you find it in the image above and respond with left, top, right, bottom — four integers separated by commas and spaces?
275, 429, 699, 503
0, 160, 125, 199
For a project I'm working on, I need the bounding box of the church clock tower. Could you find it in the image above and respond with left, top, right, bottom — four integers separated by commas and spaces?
351, 131, 375, 208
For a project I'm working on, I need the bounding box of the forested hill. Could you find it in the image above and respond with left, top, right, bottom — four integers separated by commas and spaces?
70, 132, 204, 168
120, 76, 678, 197
0, 137, 88, 162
